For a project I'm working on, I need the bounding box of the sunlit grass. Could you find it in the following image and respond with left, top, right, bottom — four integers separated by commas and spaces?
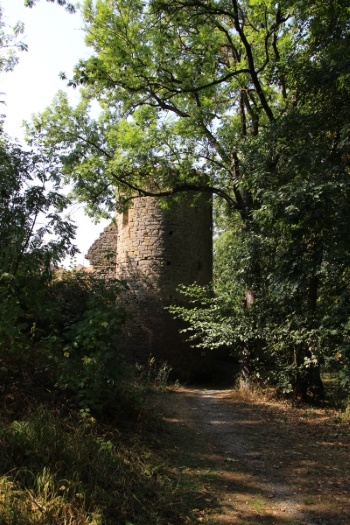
0, 404, 200, 525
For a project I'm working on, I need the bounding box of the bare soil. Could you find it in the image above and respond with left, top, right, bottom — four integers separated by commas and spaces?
156, 387, 350, 525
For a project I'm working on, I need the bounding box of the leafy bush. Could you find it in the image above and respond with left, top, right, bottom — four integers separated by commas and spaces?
0, 266, 138, 419
0, 136, 136, 418
44, 270, 131, 416
135, 356, 172, 389
0, 135, 77, 373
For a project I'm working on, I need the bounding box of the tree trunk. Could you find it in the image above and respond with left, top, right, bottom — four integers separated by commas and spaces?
239, 346, 253, 391
293, 243, 325, 401
238, 289, 255, 391
293, 345, 324, 401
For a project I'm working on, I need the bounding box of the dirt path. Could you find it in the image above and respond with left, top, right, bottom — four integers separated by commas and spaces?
158, 387, 350, 525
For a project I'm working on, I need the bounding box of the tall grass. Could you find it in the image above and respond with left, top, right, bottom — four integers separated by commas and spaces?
0, 404, 195, 524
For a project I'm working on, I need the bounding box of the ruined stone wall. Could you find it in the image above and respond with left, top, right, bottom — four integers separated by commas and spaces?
85, 223, 118, 279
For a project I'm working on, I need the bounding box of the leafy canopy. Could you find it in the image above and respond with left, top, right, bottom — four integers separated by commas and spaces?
24, 0, 76, 13
25, 0, 350, 398
27, 0, 303, 215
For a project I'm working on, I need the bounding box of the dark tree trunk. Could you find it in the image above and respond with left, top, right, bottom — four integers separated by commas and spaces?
238, 289, 255, 391
293, 345, 324, 401
293, 243, 325, 401
239, 345, 253, 390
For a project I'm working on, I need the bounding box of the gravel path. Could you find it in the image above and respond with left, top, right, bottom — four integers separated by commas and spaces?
167, 387, 350, 525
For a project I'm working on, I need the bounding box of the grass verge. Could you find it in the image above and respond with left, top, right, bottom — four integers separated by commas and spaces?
0, 372, 207, 525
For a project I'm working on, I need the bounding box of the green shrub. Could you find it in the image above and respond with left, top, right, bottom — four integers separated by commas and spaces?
42, 270, 136, 417
0, 264, 141, 419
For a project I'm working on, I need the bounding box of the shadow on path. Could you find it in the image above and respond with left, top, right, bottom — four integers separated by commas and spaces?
161, 387, 350, 525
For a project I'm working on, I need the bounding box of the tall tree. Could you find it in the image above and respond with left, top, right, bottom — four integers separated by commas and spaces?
26, 0, 350, 397
0, 136, 77, 276
27, 0, 295, 214
0, 134, 78, 365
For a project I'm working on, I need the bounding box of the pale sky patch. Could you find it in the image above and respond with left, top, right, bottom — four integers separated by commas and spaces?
0, 0, 109, 266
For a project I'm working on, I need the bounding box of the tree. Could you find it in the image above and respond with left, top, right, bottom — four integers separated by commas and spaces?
24, 0, 76, 13
0, 134, 130, 415
0, 4, 27, 118
26, 0, 350, 398
0, 136, 77, 275
27, 0, 294, 213
0, 135, 78, 362
0, 6, 27, 73
245, 0, 350, 397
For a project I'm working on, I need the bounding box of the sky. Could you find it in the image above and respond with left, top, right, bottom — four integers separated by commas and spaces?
0, 0, 109, 266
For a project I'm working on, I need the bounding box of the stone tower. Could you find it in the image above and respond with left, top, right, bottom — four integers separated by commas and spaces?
86, 193, 213, 379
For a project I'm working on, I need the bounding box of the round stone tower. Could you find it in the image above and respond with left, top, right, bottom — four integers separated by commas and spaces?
116, 194, 213, 379
86, 193, 214, 380
116, 195, 212, 300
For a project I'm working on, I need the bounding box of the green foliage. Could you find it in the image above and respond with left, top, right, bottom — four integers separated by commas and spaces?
25, 0, 299, 211
46, 270, 132, 416
135, 356, 172, 388
0, 267, 131, 418
0, 135, 77, 365
0, 137, 77, 275
24, 0, 350, 399
0, 136, 131, 417
0, 6, 27, 78
24, 0, 76, 13
168, 0, 350, 399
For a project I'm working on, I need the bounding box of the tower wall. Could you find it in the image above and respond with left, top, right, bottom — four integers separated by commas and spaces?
86, 194, 214, 380
116, 195, 212, 301
115, 195, 213, 379
85, 223, 118, 279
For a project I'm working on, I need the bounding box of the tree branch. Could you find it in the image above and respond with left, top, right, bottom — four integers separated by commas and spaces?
231, 0, 275, 122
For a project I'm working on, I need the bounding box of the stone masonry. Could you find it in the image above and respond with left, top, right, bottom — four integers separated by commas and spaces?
86, 222, 118, 279
86, 194, 214, 380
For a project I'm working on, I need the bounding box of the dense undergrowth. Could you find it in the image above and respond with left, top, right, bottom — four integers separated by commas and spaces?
0, 266, 202, 524
0, 363, 203, 525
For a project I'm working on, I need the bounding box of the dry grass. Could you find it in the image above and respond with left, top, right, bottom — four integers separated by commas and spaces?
0, 383, 205, 525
